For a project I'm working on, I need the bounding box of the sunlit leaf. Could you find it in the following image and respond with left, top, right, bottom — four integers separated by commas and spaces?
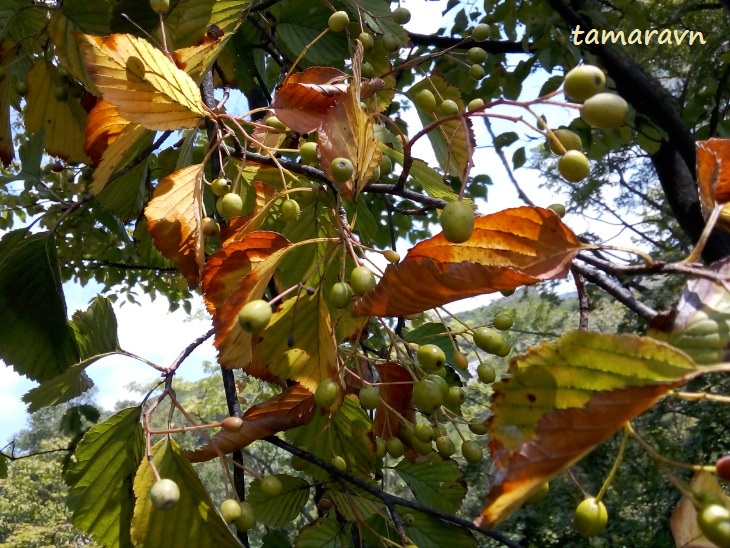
248, 474, 311, 527
294, 516, 353, 548
479, 331, 698, 528
696, 138, 730, 227
670, 472, 730, 548
76, 32, 205, 130
0, 40, 15, 166
144, 163, 205, 287
395, 453, 466, 514
85, 99, 129, 167
163, 0, 251, 50
372, 362, 415, 440
22, 362, 95, 413
66, 407, 144, 548
174, 34, 230, 84
353, 206, 584, 317
186, 384, 315, 463
131, 438, 240, 547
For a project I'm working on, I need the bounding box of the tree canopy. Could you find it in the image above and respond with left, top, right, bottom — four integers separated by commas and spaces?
2, 0, 730, 547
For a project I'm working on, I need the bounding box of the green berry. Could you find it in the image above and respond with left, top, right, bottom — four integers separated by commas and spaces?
383, 249, 400, 263
471, 24, 491, 42
547, 203, 566, 217
379, 154, 393, 176
201, 217, 220, 237
446, 386, 466, 406
350, 266, 376, 295
469, 64, 486, 80
573, 497, 608, 538
210, 177, 231, 196
453, 352, 469, 369
473, 327, 503, 354
697, 503, 730, 547
220, 499, 242, 523
299, 142, 318, 164
581, 93, 628, 128
436, 436, 456, 457
467, 47, 487, 64
526, 482, 549, 504
314, 378, 340, 407
375, 437, 387, 458
328, 11, 350, 32
235, 501, 256, 531
558, 150, 591, 182
412, 379, 443, 414
468, 98, 485, 111
149, 0, 170, 15
417, 344, 446, 372
330, 157, 354, 183
547, 128, 583, 155
414, 423, 434, 442
386, 437, 405, 458
216, 193, 243, 218
54, 85, 68, 102
468, 419, 488, 435
439, 99, 460, 116
265, 115, 287, 130
238, 299, 272, 332
330, 455, 347, 471
382, 33, 401, 53
440, 200, 474, 243
149, 479, 180, 510
414, 89, 437, 112
280, 199, 300, 222
259, 475, 283, 497
358, 386, 380, 410
564, 65, 606, 102
15, 80, 28, 96
492, 313, 513, 330
461, 440, 484, 463
329, 282, 354, 309
392, 7, 411, 25
359, 32, 374, 50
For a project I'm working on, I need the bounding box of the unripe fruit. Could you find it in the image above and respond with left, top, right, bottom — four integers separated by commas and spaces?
238, 299, 272, 332
317, 497, 333, 512
495, 341, 512, 357
382, 33, 401, 53
468, 98, 485, 111
581, 93, 628, 128
359, 32, 374, 50
260, 475, 283, 497
413, 379, 443, 414
314, 378, 340, 407
526, 482, 549, 504
375, 437, 387, 458
473, 327, 502, 354
54, 85, 68, 101
446, 386, 466, 406
330, 157, 354, 183
468, 419, 488, 435
201, 217, 220, 237
299, 142, 318, 164
379, 155, 393, 176
210, 177, 231, 196
547, 203, 566, 217
417, 344, 446, 372
350, 266, 376, 295
235, 501, 256, 531
149, 479, 180, 510
329, 282, 354, 309
217, 193, 243, 218
149, 0, 170, 15
558, 150, 591, 183
411, 436, 433, 455
386, 437, 405, 458
392, 7, 411, 24
493, 313, 513, 330
265, 116, 287, 130
440, 200, 474, 243
547, 128, 582, 155
414, 423, 434, 442
467, 47, 487, 64
221, 416, 243, 432
361, 61, 375, 79
328, 11, 350, 32
697, 503, 730, 547
471, 23, 491, 42
439, 99, 460, 116
573, 497, 608, 538
426, 374, 449, 399
469, 64, 486, 80
383, 249, 400, 263
461, 440, 484, 463
717, 455, 730, 482
436, 436, 456, 457
414, 89, 437, 112
403, 513, 415, 526
453, 352, 469, 369
330, 455, 347, 471
280, 199, 300, 222
220, 499, 242, 523
564, 65, 605, 102
15, 80, 28, 96
358, 386, 380, 410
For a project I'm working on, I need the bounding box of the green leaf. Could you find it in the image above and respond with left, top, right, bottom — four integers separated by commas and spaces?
164, 0, 252, 49
0, 231, 79, 381
381, 147, 458, 201
66, 407, 145, 548
328, 482, 384, 521
294, 516, 354, 548
18, 128, 44, 180
512, 146, 526, 169
22, 362, 95, 412
262, 530, 293, 548
395, 453, 466, 513
131, 438, 241, 547
60, 0, 113, 34
248, 474, 311, 527
401, 509, 476, 548
70, 296, 121, 359
493, 131, 519, 148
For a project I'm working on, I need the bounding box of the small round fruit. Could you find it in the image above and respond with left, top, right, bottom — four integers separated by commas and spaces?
220, 499, 242, 523
581, 93, 628, 128
473, 327, 502, 354
202, 217, 220, 237
547, 128, 583, 155
469, 64, 486, 81
436, 436, 456, 457
426, 374, 449, 399
526, 482, 549, 504
221, 416, 243, 432
217, 193, 243, 218
439, 99, 460, 116
52, 160, 65, 173
379, 155, 393, 176
573, 497, 608, 538
359, 386, 380, 410
299, 141, 318, 164
461, 440, 484, 463
149, 479, 180, 510
375, 437, 387, 458
468, 98, 485, 111
495, 341, 512, 357
350, 266, 376, 295
15, 80, 28, 96
235, 501, 256, 531
238, 299, 272, 332
558, 150, 591, 183
697, 503, 730, 547
417, 344, 446, 372
563, 65, 605, 102
453, 352, 469, 370
392, 7, 411, 24
547, 203, 566, 217
281, 199, 300, 222
471, 23, 491, 42
330, 157, 354, 183
493, 313, 513, 330
386, 437, 405, 458
414, 423, 434, 442
361, 61, 375, 79
149, 0, 170, 14
359, 32, 374, 50
403, 513, 415, 526
468, 419, 488, 435
413, 379, 443, 414
315, 378, 340, 407
331, 455, 347, 471
317, 497, 333, 512
260, 475, 283, 497
717, 455, 730, 482
446, 386, 466, 406
414, 89, 437, 112
54, 85, 68, 101
382, 33, 401, 53
265, 116, 287, 130
330, 282, 354, 309
383, 249, 400, 263
467, 47, 487, 64
440, 200, 474, 243
328, 11, 350, 32
210, 177, 231, 196
412, 436, 433, 455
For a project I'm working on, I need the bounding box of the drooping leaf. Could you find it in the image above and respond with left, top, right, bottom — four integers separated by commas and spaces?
76, 32, 205, 130
696, 138, 730, 228
144, 163, 205, 287
186, 384, 315, 463
24, 60, 88, 163
294, 515, 354, 548
0, 231, 79, 381
479, 331, 698, 528
372, 362, 415, 440
131, 438, 241, 547
395, 453, 466, 514
353, 206, 585, 317
66, 407, 144, 548
670, 472, 730, 548
248, 474, 311, 527
22, 362, 95, 412
0, 40, 15, 166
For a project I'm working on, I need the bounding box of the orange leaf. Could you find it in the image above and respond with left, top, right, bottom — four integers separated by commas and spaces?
186, 384, 315, 463
372, 362, 415, 439
219, 181, 278, 245
353, 206, 584, 317
144, 164, 205, 287
84, 99, 128, 166
697, 139, 730, 213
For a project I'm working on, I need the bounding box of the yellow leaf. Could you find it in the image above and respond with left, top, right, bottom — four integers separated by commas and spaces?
48, 12, 97, 93
173, 34, 229, 84
25, 60, 88, 163
162, 0, 252, 50
76, 32, 205, 130
144, 164, 205, 287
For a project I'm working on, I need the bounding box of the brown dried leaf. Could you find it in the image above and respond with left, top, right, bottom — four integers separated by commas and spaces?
697, 139, 730, 223
372, 362, 415, 439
